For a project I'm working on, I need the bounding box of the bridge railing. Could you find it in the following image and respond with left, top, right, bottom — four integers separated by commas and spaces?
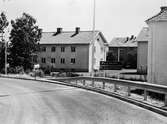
53, 76, 167, 106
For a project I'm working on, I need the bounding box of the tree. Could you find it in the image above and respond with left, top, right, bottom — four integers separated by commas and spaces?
9, 13, 42, 70
0, 12, 9, 72
0, 12, 8, 32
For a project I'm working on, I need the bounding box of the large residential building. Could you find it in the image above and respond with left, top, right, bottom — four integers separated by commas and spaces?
108, 36, 137, 68
146, 6, 167, 85
136, 27, 150, 73
36, 27, 108, 72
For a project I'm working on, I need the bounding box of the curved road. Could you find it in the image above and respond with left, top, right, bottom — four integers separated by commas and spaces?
0, 78, 167, 124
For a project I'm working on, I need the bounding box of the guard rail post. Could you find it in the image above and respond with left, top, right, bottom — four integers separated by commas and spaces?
127, 85, 131, 96
165, 93, 167, 106
114, 83, 117, 92
92, 78, 95, 87
83, 80, 86, 86
102, 81, 105, 89
144, 89, 147, 101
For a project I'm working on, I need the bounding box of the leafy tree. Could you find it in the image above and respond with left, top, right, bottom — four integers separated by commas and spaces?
0, 12, 9, 72
0, 12, 9, 32
9, 13, 42, 70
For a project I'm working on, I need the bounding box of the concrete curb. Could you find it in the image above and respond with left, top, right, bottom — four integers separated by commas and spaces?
1, 75, 167, 117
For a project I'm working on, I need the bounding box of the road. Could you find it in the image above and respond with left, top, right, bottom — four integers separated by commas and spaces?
0, 78, 167, 124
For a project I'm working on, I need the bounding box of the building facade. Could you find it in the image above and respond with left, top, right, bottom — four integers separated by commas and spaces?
146, 6, 167, 85
36, 28, 108, 72
136, 27, 149, 73
108, 36, 137, 68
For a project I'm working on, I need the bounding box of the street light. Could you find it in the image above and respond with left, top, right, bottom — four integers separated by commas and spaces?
91, 0, 96, 77
2, 0, 9, 75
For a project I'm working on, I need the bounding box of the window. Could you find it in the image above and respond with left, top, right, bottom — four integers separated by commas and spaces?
51, 58, 55, 63
71, 46, 76, 52
61, 46, 65, 52
41, 47, 46, 52
71, 58, 75, 64
41, 58, 46, 63
61, 58, 65, 64
33, 56, 37, 63
51, 47, 56, 52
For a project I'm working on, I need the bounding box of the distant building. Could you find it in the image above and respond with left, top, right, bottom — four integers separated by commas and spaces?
36, 27, 108, 72
136, 27, 150, 73
146, 6, 167, 85
108, 36, 137, 68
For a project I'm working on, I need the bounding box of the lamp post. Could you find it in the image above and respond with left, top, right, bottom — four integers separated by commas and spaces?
4, 29, 9, 75
91, 0, 96, 77
2, 0, 8, 75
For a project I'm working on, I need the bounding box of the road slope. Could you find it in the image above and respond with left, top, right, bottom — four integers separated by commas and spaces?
0, 78, 166, 124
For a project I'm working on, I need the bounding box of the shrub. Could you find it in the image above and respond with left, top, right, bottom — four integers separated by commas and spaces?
32, 69, 44, 77
15, 66, 24, 74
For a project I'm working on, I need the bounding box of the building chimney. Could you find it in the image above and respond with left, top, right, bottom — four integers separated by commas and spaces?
126, 37, 129, 41
57, 28, 62, 34
75, 27, 80, 34
130, 35, 134, 40
53, 28, 63, 36
161, 6, 167, 12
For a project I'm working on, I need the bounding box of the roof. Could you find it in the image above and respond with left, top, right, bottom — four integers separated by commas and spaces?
109, 37, 137, 48
39, 30, 107, 45
146, 6, 167, 23
136, 27, 150, 42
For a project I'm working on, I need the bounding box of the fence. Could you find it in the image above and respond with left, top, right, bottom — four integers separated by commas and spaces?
53, 76, 167, 106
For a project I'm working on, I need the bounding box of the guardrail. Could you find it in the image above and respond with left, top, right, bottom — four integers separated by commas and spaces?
53, 76, 167, 106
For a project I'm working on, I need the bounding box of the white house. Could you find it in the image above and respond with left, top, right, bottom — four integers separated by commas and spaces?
36, 27, 108, 73
146, 6, 167, 85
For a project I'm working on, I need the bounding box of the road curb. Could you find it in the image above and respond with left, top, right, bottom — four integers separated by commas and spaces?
1, 75, 167, 117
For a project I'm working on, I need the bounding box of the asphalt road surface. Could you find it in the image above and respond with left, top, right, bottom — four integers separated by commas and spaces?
0, 78, 167, 124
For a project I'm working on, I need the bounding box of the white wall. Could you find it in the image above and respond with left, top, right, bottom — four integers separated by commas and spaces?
148, 22, 167, 85
137, 41, 148, 72
93, 35, 107, 71
89, 34, 108, 73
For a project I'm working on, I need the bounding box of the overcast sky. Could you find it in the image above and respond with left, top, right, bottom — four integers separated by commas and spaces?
0, 0, 166, 42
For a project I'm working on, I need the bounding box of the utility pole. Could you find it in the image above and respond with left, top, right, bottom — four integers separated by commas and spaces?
4, 30, 8, 75
2, 0, 8, 75
91, 0, 96, 77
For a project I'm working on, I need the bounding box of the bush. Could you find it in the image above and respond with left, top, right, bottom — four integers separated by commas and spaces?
30, 69, 44, 77
66, 72, 79, 77
8, 67, 16, 73
15, 66, 24, 74
43, 67, 51, 75
0, 66, 24, 74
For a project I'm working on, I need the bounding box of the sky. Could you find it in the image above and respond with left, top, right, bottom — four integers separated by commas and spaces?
0, 0, 166, 42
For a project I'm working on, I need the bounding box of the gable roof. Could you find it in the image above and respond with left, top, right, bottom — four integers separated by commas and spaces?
109, 37, 137, 47
136, 27, 150, 42
39, 30, 107, 45
146, 6, 167, 23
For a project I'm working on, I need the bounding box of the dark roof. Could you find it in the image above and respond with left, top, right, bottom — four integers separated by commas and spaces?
39, 30, 107, 45
136, 27, 150, 42
109, 37, 137, 47
146, 6, 167, 23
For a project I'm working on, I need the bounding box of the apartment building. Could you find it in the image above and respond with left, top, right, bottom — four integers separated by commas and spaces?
36, 27, 108, 72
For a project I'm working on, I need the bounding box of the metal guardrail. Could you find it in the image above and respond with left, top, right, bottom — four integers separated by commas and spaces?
53, 76, 167, 106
